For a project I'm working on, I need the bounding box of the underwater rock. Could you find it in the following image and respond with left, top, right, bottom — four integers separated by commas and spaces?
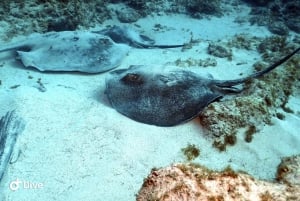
248, 7, 270, 26
0, 111, 25, 182
257, 36, 287, 54
199, 96, 272, 150
226, 34, 258, 50
137, 163, 300, 201
123, 0, 225, 18
200, 39, 299, 150
285, 18, 300, 34
126, 0, 148, 16
0, 1, 111, 39
247, 0, 300, 34
116, 5, 141, 23
47, 16, 78, 32
282, 1, 300, 33
185, 0, 222, 18
267, 20, 289, 36
242, 0, 272, 6
256, 35, 298, 63
207, 43, 232, 59
277, 155, 300, 186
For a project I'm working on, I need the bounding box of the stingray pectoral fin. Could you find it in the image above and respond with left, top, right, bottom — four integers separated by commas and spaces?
167, 92, 222, 127
16, 51, 43, 71
194, 93, 222, 113
139, 34, 155, 45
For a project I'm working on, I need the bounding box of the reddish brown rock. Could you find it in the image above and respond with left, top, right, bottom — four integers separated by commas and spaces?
137, 163, 300, 201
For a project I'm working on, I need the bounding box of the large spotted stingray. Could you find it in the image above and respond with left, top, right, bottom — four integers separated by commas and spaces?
0, 31, 130, 73
0, 26, 184, 73
105, 47, 300, 126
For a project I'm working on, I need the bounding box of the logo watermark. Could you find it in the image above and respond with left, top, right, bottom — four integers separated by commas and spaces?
9, 178, 44, 191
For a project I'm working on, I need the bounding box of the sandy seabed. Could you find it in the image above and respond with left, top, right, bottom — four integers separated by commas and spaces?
0, 9, 299, 201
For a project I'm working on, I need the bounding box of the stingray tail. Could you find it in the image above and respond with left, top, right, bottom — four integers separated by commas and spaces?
135, 42, 185, 49
0, 47, 17, 53
214, 47, 300, 87
0, 42, 31, 53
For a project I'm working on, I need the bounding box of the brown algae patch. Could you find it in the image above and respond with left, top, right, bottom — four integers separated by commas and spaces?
227, 33, 260, 50
173, 57, 217, 68
181, 143, 200, 161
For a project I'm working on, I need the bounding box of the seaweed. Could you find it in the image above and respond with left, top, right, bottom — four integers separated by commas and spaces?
244, 125, 256, 143
259, 191, 274, 201
276, 112, 285, 120
181, 143, 200, 161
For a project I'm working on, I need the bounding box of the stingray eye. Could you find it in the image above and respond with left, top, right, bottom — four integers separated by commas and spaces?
121, 73, 144, 85
72, 36, 79, 41
101, 38, 111, 45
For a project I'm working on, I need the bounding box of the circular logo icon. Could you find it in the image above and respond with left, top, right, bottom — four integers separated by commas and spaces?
9, 178, 22, 191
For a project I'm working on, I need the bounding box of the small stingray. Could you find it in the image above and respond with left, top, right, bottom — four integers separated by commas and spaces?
94, 25, 185, 49
105, 47, 300, 126
0, 31, 130, 73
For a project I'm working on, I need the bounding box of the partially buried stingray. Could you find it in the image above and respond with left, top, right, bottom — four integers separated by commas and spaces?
94, 25, 184, 49
105, 47, 300, 126
0, 26, 184, 73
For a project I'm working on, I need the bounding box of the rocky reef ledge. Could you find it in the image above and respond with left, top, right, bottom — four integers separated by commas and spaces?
137, 155, 300, 201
